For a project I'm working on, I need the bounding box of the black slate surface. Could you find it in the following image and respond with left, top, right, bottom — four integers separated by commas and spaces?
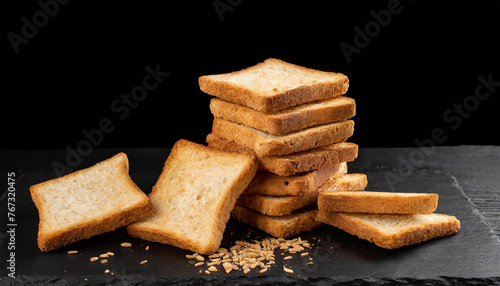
1, 146, 500, 285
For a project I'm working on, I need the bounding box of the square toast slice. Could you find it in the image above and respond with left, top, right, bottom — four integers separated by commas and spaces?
212, 118, 354, 156
232, 205, 322, 238
30, 153, 152, 252
318, 173, 368, 192
199, 58, 349, 113
316, 211, 460, 249
318, 191, 439, 214
210, 96, 355, 134
207, 134, 358, 176
127, 140, 258, 255
245, 162, 347, 196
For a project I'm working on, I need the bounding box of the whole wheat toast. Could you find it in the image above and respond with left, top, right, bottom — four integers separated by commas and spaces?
212, 118, 354, 156
127, 140, 258, 255
29, 153, 152, 252
199, 58, 349, 113
210, 96, 355, 134
316, 211, 460, 249
207, 134, 358, 176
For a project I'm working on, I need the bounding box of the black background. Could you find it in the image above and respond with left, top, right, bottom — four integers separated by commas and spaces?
1, 0, 499, 149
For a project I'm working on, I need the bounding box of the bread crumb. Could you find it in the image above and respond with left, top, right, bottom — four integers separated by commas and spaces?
145, 246, 149, 251
208, 266, 218, 272
107, 252, 114, 256
90, 257, 98, 262
284, 256, 292, 260
99, 253, 109, 258
283, 266, 293, 273
100, 259, 108, 264
195, 255, 205, 261
67, 250, 78, 254
140, 260, 148, 265
104, 269, 110, 274
300, 252, 309, 257
259, 268, 268, 273
205, 270, 211, 274
194, 262, 204, 267
120, 242, 132, 247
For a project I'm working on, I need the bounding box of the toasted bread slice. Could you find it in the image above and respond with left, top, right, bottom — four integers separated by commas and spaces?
237, 192, 319, 216
318, 173, 368, 192
127, 140, 258, 255
245, 163, 347, 196
232, 205, 322, 238
316, 211, 460, 249
318, 191, 438, 214
212, 118, 354, 156
199, 58, 349, 113
210, 96, 355, 134
29, 153, 152, 252
207, 134, 358, 176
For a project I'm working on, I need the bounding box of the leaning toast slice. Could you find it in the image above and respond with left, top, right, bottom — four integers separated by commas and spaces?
127, 140, 258, 255
199, 58, 349, 113
212, 118, 354, 156
316, 211, 460, 249
30, 153, 152, 252
318, 191, 438, 214
210, 96, 355, 134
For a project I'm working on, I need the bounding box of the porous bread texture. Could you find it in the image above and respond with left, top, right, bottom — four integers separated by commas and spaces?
206, 134, 358, 176
232, 206, 323, 238
199, 58, 349, 113
29, 153, 152, 252
211, 118, 354, 156
316, 211, 460, 249
318, 191, 439, 214
127, 140, 258, 255
210, 96, 356, 135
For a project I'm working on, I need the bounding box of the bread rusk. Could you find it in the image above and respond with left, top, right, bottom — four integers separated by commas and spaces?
211, 118, 354, 156
210, 96, 355, 135
127, 140, 258, 255
318, 191, 439, 214
318, 173, 368, 192
199, 58, 349, 113
237, 192, 319, 216
245, 163, 347, 196
29, 153, 152, 252
232, 206, 322, 238
206, 134, 358, 176
316, 211, 460, 249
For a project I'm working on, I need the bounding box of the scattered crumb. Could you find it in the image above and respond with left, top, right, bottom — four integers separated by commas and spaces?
140, 260, 148, 265
67, 250, 78, 254
100, 259, 108, 264
145, 246, 150, 251
121, 242, 132, 247
283, 266, 293, 274
90, 257, 98, 262
104, 269, 110, 274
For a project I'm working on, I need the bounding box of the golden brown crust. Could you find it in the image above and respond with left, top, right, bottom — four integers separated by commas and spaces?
210, 96, 355, 135
211, 118, 354, 156
30, 153, 152, 252
245, 163, 346, 196
199, 58, 349, 113
318, 191, 439, 214
237, 191, 319, 216
232, 205, 323, 238
207, 134, 358, 176
316, 211, 460, 249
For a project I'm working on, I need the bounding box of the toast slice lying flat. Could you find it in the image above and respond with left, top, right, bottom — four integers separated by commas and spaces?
207, 134, 358, 176
245, 163, 347, 196
30, 153, 152, 252
232, 205, 322, 238
199, 58, 349, 113
318, 191, 439, 214
318, 173, 368, 192
316, 211, 460, 249
210, 96, 355, 134
212, 118, 354, 156
237, 192, 319, 216
127, 140, 258, 255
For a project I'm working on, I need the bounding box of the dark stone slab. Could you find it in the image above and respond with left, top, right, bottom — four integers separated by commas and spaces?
1, 147, 499, 285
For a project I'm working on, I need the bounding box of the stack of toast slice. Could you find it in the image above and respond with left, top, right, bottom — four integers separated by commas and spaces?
200, 58, 367, 238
